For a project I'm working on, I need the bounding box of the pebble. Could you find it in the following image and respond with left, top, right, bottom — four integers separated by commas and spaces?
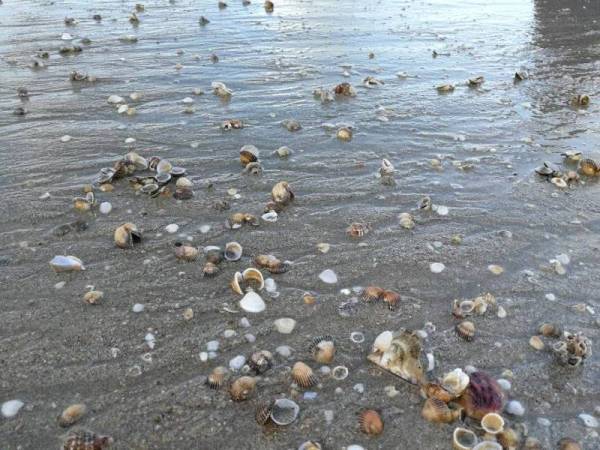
497, 379, 512, 391
579, 413, 599, 428
385, 385, 399, 398
165, 224, 179, 234
1, 400, 24, 418
276, 346, 292, 358
132, 303, 144, 313
430, 262, 445, 273
353, 383, 365, 394
182, 97, 194, 104
223, 329, 236, 338
60, 135, 72, 142
107, 95, 124, 104
125, 137, 136, 144
537, 417, 551, 427
144, 333, 156, 349
265, 278, 277, 293
497, 306, 507, 318
529, 336, 544, 350
199, 352, 208, 362
244, 333, 256, 343
488, 264, 505, 275
229, 355, 246, 371
54, 281, 66, 289
206, 340, 219, 352
274, 317, 296, 334
239, 317, 250, 328
545, 293, 556, 301
303, 392, 318, 400
39, 192, 51, 200
506, 400, 525, 416
199, 225, 210, 233
319, 269, 337, 284
261, 211, 278, 222
347, 446, 366, 450
99, 202, 112, 214
556, 253, 570, 265
435, 205, 449, 216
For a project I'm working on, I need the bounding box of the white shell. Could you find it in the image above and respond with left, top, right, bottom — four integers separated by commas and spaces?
372, 330, 393, 353
1, 400, 24, 418
107, 95, 125, 104
350, 331, 365, 343
239, 291, 266, 313
430, 262, 445, 273
165, 223, 179, 234
49, 255, 85, 272
274, 317, 296, 334
99, 202, 112, 214
442, 368, 470, 396
472, 442, 502, 450
318, 269, 337, 284
505, 400, 525, 416
224, 242, 243, 261
270, 398, 299, 426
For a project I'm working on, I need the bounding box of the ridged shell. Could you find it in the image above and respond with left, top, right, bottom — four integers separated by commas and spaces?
58, 404, 87, 427
271, 181, 294, 205
538, 322, 561, 338
382, 290, 401, 310
421, 383, 455, 403
456, 321, 475, 341
309, 336, 335, 364
291, 362, 318, 388
63, 431, 113, 450
497, 428, 520, 450
229, 376, 256, 401
248, 350, 273, 374
255, 401, 274, 425
453, 427, 478, 450
457, 371, 504, 420
359, 409, 384, 436
270, 398, 299, 426
362, 286, 384, 302
297, 441, 321, 450
421, 397, 463, 424
174, 242, 199, 262
114, 223, 142, 249
224, 242, 243, 261
207, 366, 228, 389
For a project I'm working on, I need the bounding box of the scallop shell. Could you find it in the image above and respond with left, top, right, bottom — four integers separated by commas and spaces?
442, 368, 470, 397
362, 286, 384, 302
309, 336, 335, 364
174, 242, 199, 262
422, 397, 463, 423
248, 350, 273, 374
453, 427, 478, 450
63, 431, 113, 450
224, 242, 243, 261
346, 222, 370, 238
240, 145, 259, 166
50, 255, 85, 273
481, 412, 505, 435
457, 371, 505, 420
456, 321, 475, 341
336, 127, 353, 141
291, 362, 318, 388
229, 376, 257, 401
207, 366, 228, 389
114, 223, 142, 249
382, 290, 401, 310
58, 403, 87, 427
202, 261, 220, 277
270, 398, 299, 426
359, 409, 384, 436
255, 401, 274, 425
579, 158, 599, 176
83, 290, 103, 305
271, 181, 294, 205
367, 329, 425, 385
497, 428, 520, 450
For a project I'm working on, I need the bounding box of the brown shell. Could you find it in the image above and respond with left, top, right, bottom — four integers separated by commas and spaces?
359, 409, 384, 436
538, 322, 561, 338
291, 361, 318, 388
346, 222, 370, 238
174, 242, 199, 262
579, 158, 599, 176
239, 150, 257, 167
498, 428, 521, 450
63, 431, 113, 450
334, 82, 354, 96
455, 320, 475, 341
229, 376, 257, 401
382, 290, 401, 310
202, 262, 220, 277
248, 350, 273, 374
421, 397, 463, 424
457, 371, 504, 420
271, 181, 294, 205
112, 159, 136, 179
420, 382, 455, 403
254, 254, 290, 274
557, 437, 581, 450
309, 336, 335, 364
207, 366, 228, 389
173, 187, 194, 200
114, 223, 142, 249
362, 286, 384, 302
264, 1, 274, 12
255, 401, 274, 425
205, 248, 224, 264
58, 404, 87, 427
229, 212, 246, 226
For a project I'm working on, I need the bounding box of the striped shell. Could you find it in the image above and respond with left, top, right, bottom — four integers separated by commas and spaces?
359, 409, 384, 435
421, 397, 463, 424
579, 158, 599, 176
362, 286, 384, 302
456, 321, 475, 341
229, 376, 256, 401
291, 361, 318, 388
63, 431, 113, 450
309, 336, 336, 364
255, 401, 274, 425
207, 366, 228, 389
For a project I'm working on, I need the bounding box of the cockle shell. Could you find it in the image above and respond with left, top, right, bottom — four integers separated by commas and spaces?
240, 145, 259, 166
481, 412, 505, 435
362, 286, 384, 302
442, 368, 470, 397
174, 242, 199, 261
367, 329, 425, 385
255, 401, 275, 425
114, 223, 142, 249
453, 427, 478, 450
83, 290, 103, 305
207, 366, 228, 389
270, 398, 299, 426
309, 336, 336, 364
359, 409, 384, 435
457, 371, 505, 420
175, 177, 193, 189
382, 290, 401, 310
63, 431, 113, 450
538, 323, 561, 337
456, 321, 475, 341
58, 404, 87, 427
271, 181, 294, 205
291, 362, 318, 388
229, 376, 257, 401
422, 397, 463, 424
50, 255, 85, 273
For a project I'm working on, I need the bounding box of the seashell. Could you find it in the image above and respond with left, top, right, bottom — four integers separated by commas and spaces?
452, 300, 475, 318
229, 376, 257, 401
239, 291, 266, 313
270, 398, 299, 426
579, 158, 599, 176
336, 127, 353, 141
456, 321, 475, 341
254, 254, 289, 274
202, 261, 220, 277
564, 332, 592, 359
551, 177, 567, 188
538, 323, 561, 338
124, 152, 148, 170
240, 145, 259, 166
291, 362, 318, 388
207, 366, 228, 389
457, 371, 505, 420
212, 81, 232, 97
224, 242, 243, 261
372, 330, 393, 353
571, 94, 589, 106
271, 181, 294, 205
264, 0, 274, 12
362, 286, 384, 302
331, 365, 349, 380
274, 317, 296, 334
50, 255, 85, 273
83, 290, 103, 305
170, 167, 186, 177
62, 431, 113, 450
367, 329, 425, 385
222, 119, 243, 130
282, 119, 302, 132
255, 401, 274, 425
154, 172, 172, 185
274, 146, 292, 158
58, 403, 87, 427
422, 397, 463, 424
473, 442, 502, 450
73, 197, 93, 212
204, 246, 224, 264
313, 87, 334, 103
363, 76, 384, 88
481, 412, 504, 435
421, 383, 455, 403
114, 223, 142, 249
436, 83, 455, 92
334, 82, 356, 97
175, 177, 193, 189
529, 335, 544, 350
557, 438, 581, 450
497, 428, 520, 450
309, 336, 335, 364
298, 441, 321, 450
399, 212, 415, 229
453, 427, 478, 450
346, 222, 370, 238
380, 158, 394, 176
218, 1, 227, 9
382, 290, 401, 310
112, 159, 136, 179
468, 76, 485, 86
248, 350, 273, 374
442, 368, 470, 397
243, 161, 263, 176
514, 70, 528, 81
359, 409, 384, 435
174, 242, 199, 262
243, 268, 265, 291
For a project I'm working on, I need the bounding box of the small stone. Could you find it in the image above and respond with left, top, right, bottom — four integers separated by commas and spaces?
182, 97, 194, 104
39, 192, 51, 200
430, 262, 445, 273
488, 264, 504, 275
223, 329, 236, 338
60, 135, 72, 142
303, 391, 318, 400
229, 355, 246, 371
319, 269, 337, 284
206, 340, 219, 352
497, 379, 511, 391
132, 303, 144, 313
165, 224, 179, 234
497, 306, 507, 318
99, 202, 112, 214
506, 400, 525, 416
1, 400, 24, 418
353, 383, 365, 394
529, 336, 544, 351
274, 317, 296, 334
435, 205, 449, 216
537, 417, 551, 427
199, 352, 208, 362
545, 293, 556, 301
276, 346, 292, 358
199, 225, 210, 233
244, 333, 256, 343
385, 385, 399, 398
54, 281, 66, 289
239, 317, 250, 328
265, 278, 277, 293
317, 243, 330, 254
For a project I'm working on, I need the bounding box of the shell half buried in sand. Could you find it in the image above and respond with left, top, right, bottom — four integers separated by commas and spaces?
367, 329, 426, 385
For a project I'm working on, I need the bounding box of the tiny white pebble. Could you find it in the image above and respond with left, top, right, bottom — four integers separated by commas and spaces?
505, 400, 525, 416
1, 400, 24, 418
60, 135, 72, 142
537, 417, 551, 427
165, 224, 179, 234
239, 317, 250, 328
497, 379, 512, 391
99, 202, 112, 214
223, 329, 236, 338
430, 262, 445, 273
125, 137, 136, 144
545, 293, 556, 301
199, 225, 210, 233
132, 303, 144, 313
276, 345, 292, 358
229, 355, 246, 371
353, 383, 365, 394
199, 351, 208, 362
206, 340, 219, 352
244, 333, 256, 343
54, 281, 66, 289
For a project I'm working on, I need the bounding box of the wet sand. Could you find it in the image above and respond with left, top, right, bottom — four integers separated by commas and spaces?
1, 0, 599, 449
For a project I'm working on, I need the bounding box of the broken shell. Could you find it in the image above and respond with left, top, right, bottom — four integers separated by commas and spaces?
557, 438, 582, 450
422, 397, 463, 424
222, 119, 243, 130
50, 255, 85, 273
271, 181, 294, 205
270, 398, 299, 426
538, 323, 561, 338
224, 242, 243, 261
334, 82, 356, 96
114, 223, 142, 249
229, 376, 257, 401
456, 321, 475, 341
207, 366, 228, 389
481, 413, 505, 435
62, 431, 113, 450
436, 83, 455, 92
571, 94, 590, 106
473, 442, 502, 450
212, 81, 232, 97
174, 242, 199, 262
457, 371, 505, 420
468, 76, 485, 86
336, 127, 353, 141
453, 427, 478, 450
442, 368, 470, 397
331, 365, 349, 380
421, 383, 455, 403
239, 291, 265, 313
382, 290, 401, 311
240, 145, 259, 166
58, 403, 87, 427
291, 362, 318, 388
255, 401, 274, 425
452, 300, 475, 318
514, 70, 528, 81
248, 350, 273, 374
362, 286, 384, 302
380, 158, 394, 176
83, 290, 103, 305
363, 76, 384, 88
202, 262, 220, 277
497, 428, 520, 450
367, 329, 425, 385
359, 409, 384, 436
346, 222, 370, 238
298, 441, 322, 450
309, 336, 336, 364
579, 158, 599, 176
551, 177, 567, 188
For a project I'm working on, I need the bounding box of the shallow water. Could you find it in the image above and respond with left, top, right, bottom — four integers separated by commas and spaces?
1, 0, 599, 449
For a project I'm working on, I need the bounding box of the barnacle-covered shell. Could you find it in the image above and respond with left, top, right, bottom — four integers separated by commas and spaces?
174, 242, 199, 261
367, 329, 425, 385
63, 430, 113, 450
255, 401, 274, 425
457, 371, 505, 420
453, 427, 478, 450
271, 181, 294, 205
579, 158, 599, 176
229, 376, 257, 401
422, 397, 463, 423
202, 261, 220, 277
456, 321, 475, 341
58, 404, 87, 427
291, 362, 318, 388
207, 366, 228, 389
83, 290, 103, 305
270, 398, 299, 426
248, 350, 273, 374
114, 223, 142, 249
346, 222, 370, 238
224, 242, 243, 261
359, 409, 384, 436
309, 336, 335, 364
362, 286, 384, 302
442, 368, 470, 397
382, 290, 401, 310
240, 145, 259, 166
113, 159, 136, 179
564, 332, 592, 359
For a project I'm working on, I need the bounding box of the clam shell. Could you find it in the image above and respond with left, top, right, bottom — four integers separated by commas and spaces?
456, 321, 475, 341
309, 336, 335, 364
212, 81, 233, 97
359, 409, 384, 435
240, 145, 259, 166
170, 166, 186, 177
579, 158, 599, 176
156, 159, 172, 174
114, 223, 142, 249
481, 413, 504, 435
336, 127, 353, 141
58, 403, 87, 427
472, 442, 502, 450
207, 366, 228, 389
154, 172, 172, 185
497, 428, 520, 450
50, 255, 85, 272
382, 290, 401, 310
380, 158, 394, 176
368, 329, 425, 385
83, 290, 103, 305
422, 397, 463, 423
362, 286, 384, 302
239, 291, 266, 313
174, 187, 194, 200
229, 376, 256, 401
140, 183, 159, 195
204, 246, 224, 264
125, 151, 148, 170
243, 268, 265, 291
346, 222, 369, 237
224, 242, 243, 261
442, 368, 470, 397
453, 427, 478, 450
270, 398, 299, 426
331, 365, 349, 380
291, 361, 318, 388
174, 242, 199, 262
271, 181, 294, 205
436, 83, 455, 92
333, 82, 356, 96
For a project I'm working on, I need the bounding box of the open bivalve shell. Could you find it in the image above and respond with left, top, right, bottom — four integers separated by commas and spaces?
270, 398, 300, 426
231, 268, 265, 295
367, 329, 426, 385
453, 427, 478, 450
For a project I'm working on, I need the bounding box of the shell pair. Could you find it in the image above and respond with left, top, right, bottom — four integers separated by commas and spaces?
254, 254, 289, 274
308, 336, 336, 364
361, 286, 401, 310
114, 223, 142, 249
228, 212, 259, 229
255, 398, 299, 426
231, 268, 265, 295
